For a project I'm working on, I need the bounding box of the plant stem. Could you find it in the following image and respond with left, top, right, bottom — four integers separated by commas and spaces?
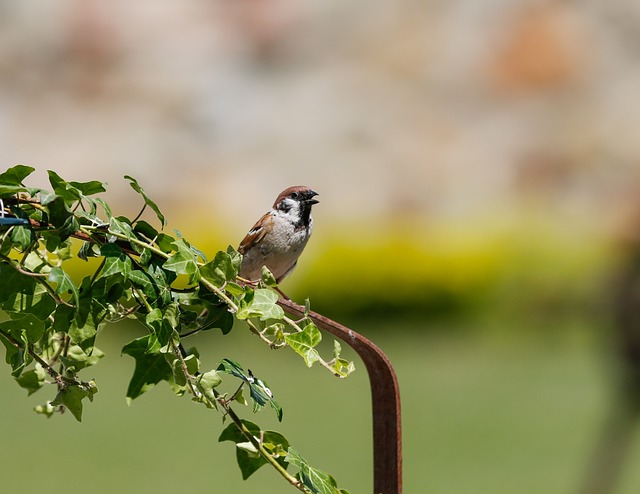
170, 338, 306, 492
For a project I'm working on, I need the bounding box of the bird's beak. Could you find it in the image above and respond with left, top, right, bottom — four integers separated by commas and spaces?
306, 190, 319, 205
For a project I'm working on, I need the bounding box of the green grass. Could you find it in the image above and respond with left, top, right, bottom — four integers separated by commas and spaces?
2, 317, 640, 493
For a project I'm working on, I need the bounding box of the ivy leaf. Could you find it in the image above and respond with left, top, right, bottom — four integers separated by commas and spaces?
155, 233, 176, 253
59, 345, 104, 372
217, 359, 283, 421
34, 402, 56, 418
261, 266, 278, 287
10, 225, 35, 250
0, 331, 27, 376
52, 304, 75, 333
68, 319, 98, 354
217, 358, 249, 381
125, 175, 166, 228
285, 448, 345, 494
99, 244, 132, 280
129, 268, 171, 307
38, 189, 58, 206
0, 164, 35, 185
201, 250, 239, 287
15, 365, 46, 395
198, 302, 234, 334
0, 265, 31, 303
0, 165, 34, 196
331, 341, 355, 378
144, 303, 179, 347
2, 284, 56, 322
108, 215, 135, 242
174, 292, 233, 334
69, 179, 105, 197
163, 238, 199, 283
47, 170, 105, 206
170, 353, 199, 387
195, 369, 222, 407
78, 241, 100, 261
284, 322, 322, 367
0, 314, 46, 344
237, 289, 284, 321
50, 381, 98, 422
219, 420, 290, 480
48, 267, 79, 306
122, 335, 173, 403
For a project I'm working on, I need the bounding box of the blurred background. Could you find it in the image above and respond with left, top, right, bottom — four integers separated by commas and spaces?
2, 0, 640, 492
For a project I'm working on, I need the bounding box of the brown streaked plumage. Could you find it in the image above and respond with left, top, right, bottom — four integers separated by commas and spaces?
238, 186, 318, 283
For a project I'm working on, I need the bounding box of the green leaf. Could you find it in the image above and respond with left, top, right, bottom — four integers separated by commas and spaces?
237, 289, 284, 321
43, 196, 76, 239
143, 303, 179, 347
217, 358, 250, 381
0, 331, 27, 375
47, 170, 105, 206
195, 369, 222, 404
201, 250, 239, 287
48, 267, 79, 306
2, 284, 56, 322
47, 170, 80, 204
285, 448, 343, 494
38, 189, 58, 205
68, 319, 98, 354
52, 304, 75, 333
129, 268, 171, 307
171, 353, 199, 386
162, 238, 198, 282
0, 165, 35, 185
78, 240, 100, 261
226, 245, 243, 272
0, 184, 27, 196
34, 402, 56, 418
0, 264, 33, 303
155, 233, 175, 253
122, 335, 173, 402
70, 276, 109, 352
59, 345, 104, 372
50, 381, 98, 422
108, 215, 135, 241
0, 314, 46, 344
133, 220, 158, 240
219, 420, 290, 480
125, 175, 166, 228
196, 370, 222, 410
219, 420, 265, 479
15, 365, 46, 395
99, 244, 132, 280
217, 359, 282, 421
10, 225, 34, 250
331, 341, 355, 377
69, 179, 105, 197
284, 322, 322, 367
261, 266, 278, 287
196, 301, 234, 334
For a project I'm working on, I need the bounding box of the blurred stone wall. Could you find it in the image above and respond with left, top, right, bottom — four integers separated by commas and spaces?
0, 0, 639, 238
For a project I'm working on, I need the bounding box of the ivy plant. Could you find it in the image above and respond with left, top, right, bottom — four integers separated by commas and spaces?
0, 165, 354, 494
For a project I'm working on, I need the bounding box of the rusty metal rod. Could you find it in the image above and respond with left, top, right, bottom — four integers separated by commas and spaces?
278, 298, 402, 494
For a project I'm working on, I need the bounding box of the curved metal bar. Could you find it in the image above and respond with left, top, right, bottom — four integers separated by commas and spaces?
278, 298, 402, 494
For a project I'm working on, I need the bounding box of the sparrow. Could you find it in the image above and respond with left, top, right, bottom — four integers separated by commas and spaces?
238, 186, 319, 283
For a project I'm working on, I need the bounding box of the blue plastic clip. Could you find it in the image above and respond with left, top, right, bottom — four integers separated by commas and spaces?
0, 198, 30, 226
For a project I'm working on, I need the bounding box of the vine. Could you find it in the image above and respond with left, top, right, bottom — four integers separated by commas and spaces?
0, 165, 353, 494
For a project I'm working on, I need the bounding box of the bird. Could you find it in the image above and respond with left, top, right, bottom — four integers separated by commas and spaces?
238, 186, 319, 283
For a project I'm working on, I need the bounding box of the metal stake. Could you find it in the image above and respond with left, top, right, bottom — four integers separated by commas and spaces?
279, 298, 402, 494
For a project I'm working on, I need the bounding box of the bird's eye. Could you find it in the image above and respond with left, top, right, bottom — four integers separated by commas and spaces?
290, 192, 299, 199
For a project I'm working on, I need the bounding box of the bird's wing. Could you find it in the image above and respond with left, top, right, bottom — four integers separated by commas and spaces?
238, 212, 273, 254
